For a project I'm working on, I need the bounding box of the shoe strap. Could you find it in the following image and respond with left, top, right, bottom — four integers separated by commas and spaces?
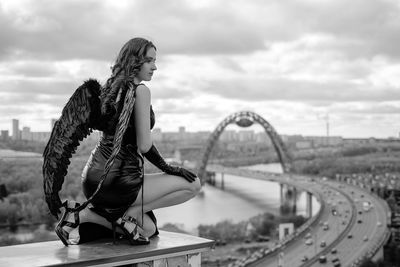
118, 216, 140, 234
62, 221, 77, 228
123, 216, 138, 224
61, 201, 80, 226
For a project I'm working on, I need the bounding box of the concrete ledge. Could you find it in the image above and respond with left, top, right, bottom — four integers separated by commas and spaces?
0, 231, 215, 267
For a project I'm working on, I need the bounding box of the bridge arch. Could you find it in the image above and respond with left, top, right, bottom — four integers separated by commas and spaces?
197, 111, 292, 182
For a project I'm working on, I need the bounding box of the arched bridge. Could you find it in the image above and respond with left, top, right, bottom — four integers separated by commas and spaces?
194, 111, 391, 266
197, 111, 292, 183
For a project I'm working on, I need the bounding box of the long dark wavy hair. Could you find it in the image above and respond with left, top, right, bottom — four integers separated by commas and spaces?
100, 38, 156, 120
78, 38, 156, 213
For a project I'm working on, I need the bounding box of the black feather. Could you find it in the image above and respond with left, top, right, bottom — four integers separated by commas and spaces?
42, 79, 102, 218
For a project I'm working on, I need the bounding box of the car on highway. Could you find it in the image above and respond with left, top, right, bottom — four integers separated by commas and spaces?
363, 235, 369, 242
342, 220, 347, 225
332, 208, 338, 216
320, 241, 326, 247
319, 255, 327, 263
322, 222, 329, 230
305, 232, 312, 239
305, 238, 313, 245
301, 256, 309, 262
348, 234, 353, 239
377, 221, 382, 227
331, 248, 338, 254
358, 219, 363, 224
332, 257, 341, 267
363, 201, 372, 212
256, 235, 270, 242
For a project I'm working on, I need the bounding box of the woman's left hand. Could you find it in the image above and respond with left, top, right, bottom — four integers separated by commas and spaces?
165, 166, 197, 183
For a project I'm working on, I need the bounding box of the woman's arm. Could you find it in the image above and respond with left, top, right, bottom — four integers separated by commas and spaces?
134, 84, 152, 153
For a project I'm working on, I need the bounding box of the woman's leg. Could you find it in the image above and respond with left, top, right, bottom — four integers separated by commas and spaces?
66, 173, 200, 239
125, 173, 202, 227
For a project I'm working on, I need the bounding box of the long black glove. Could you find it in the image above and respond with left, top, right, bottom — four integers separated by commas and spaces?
143, 144, 197, 183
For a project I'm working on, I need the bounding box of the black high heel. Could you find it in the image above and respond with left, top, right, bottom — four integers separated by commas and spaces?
112, 216, 150, 245
55, 200, 81, 246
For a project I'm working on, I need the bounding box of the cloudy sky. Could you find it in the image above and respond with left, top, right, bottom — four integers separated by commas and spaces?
1, 0, 400, 138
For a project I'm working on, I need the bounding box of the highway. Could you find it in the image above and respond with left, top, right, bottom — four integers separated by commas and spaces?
309, 180, 389, 267
205, 166, 390, 267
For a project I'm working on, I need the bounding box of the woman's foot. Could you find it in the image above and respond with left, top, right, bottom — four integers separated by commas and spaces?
113, 216, 150, 245
55, 200, 81, 246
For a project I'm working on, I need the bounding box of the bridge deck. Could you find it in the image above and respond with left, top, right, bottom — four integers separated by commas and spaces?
0, 230, 214, 267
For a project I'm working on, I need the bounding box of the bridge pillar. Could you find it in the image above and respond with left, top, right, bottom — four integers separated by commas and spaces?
292, 188, 297, 214
280, 184, 297, 215
207, 172, 216, 186
221, 172, 225, 190
305, 192, 313, 218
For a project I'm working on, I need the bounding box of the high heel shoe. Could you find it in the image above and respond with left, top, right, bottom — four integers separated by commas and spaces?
55, 200, 81, 246
112, 216, 150, 245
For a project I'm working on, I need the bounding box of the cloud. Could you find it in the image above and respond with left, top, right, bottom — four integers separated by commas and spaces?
0, 0, 268, 61
203, 77, 400, 103
331, 102, 400, 114
2, 0, 400, 62
0, 0, 113, 60
0, 79, 79, 95
1, 0, 399, 138
283, 0, 400, 59
4, 61, 57, 77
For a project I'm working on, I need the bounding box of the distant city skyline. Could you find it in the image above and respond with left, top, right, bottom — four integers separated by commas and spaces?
2, 118, 399, 142
1, 110, 399, 139
1, 118, 274, 137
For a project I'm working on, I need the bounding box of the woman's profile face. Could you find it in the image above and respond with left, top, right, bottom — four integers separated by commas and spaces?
136, 47, 157, 83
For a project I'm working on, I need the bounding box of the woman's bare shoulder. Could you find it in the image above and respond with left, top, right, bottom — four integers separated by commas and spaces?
136, 84, 150, 97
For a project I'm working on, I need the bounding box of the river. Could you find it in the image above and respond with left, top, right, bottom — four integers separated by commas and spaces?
155, 163, 320, 233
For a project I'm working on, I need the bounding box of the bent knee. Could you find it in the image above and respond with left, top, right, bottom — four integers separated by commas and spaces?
142, 222, 157, 238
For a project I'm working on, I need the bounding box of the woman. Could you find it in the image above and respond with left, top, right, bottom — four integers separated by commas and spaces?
51, 37, 201, 246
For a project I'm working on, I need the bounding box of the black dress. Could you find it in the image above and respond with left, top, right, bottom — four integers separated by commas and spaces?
79, 106, 158, 241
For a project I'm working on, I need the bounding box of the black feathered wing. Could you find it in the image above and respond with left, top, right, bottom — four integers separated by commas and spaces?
42, 79, 102, 218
